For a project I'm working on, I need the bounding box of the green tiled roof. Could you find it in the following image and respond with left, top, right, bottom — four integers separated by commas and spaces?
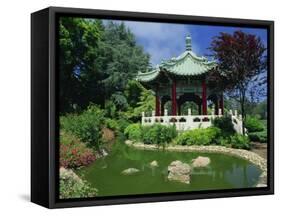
136, 35, 216, 83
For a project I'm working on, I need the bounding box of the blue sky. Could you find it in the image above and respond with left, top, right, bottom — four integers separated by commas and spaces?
120, 20, 268, 66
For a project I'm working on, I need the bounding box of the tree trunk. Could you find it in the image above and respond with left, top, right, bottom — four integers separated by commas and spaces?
240, 91, 246, 135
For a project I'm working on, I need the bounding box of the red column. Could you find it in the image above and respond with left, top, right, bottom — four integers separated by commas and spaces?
172, 80, 177, 116
155, 88, 160, 116
219, 94, 224, 115
202, 79, 207, 115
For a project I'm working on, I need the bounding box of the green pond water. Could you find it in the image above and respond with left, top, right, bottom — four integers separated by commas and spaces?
79, 141, 261, 197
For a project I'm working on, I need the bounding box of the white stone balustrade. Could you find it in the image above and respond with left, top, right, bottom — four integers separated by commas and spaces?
141, 109, 244, 134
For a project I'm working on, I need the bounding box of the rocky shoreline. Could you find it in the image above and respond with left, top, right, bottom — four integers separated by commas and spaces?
125, 140, 267, 187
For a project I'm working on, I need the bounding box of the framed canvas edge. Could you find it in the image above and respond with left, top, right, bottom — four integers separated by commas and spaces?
42, 6, 274, 209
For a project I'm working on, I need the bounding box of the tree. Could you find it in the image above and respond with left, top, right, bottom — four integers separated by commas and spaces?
59, 17, 103, 113
59, 19, 150, 113
208, 30, 266, 134
95, 21, 150, 102
84, 21, 151, 112
125, 83, 155, 121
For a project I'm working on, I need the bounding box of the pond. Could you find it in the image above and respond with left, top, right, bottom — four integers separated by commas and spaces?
78, 141, 261, 197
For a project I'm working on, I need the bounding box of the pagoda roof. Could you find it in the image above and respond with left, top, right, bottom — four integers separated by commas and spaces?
136, 35, 217, 83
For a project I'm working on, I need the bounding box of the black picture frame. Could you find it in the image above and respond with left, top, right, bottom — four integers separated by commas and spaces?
31, 6, 274, 209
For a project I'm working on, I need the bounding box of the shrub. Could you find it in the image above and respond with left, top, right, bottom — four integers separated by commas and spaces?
212, 116, 235, 136
124, 123, 177, 146
175, 127, 221, 146
60, 105, 105, 150
216, 137, 231, 147
60, 131, 96, 169
104, 118, 119, 132
116, 118, 131, 133
124, 123, 143, 141
245, 116, 264, 132
60, 168, 98, 199
142, 125, 158, 144
142, 124, 177, 146
248, 131, 267, 143
104, 100, 117, 118
230, 134, 250, 149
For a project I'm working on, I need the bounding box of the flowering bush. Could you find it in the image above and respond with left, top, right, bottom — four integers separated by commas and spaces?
60, 105, 105, 150
60, 131, 96, 169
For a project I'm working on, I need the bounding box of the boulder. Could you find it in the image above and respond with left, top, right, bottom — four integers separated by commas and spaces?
150, 160, 158, 167
192, 156, 211, 168
60, 167, 83, 184
121, 168, 140, 175
167, 160, 191, 184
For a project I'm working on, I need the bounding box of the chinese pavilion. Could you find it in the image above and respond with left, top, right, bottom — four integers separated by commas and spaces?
136, 35, 224, 117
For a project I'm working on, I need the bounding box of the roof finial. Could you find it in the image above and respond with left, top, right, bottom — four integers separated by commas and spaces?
186, 35, 192, 51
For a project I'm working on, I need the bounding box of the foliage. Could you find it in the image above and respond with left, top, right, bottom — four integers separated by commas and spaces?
245, 116, 264, 132
212, 116, 235, 136
175, 127, 221, 146
59, 17, 104, 113
59, 18, 150, 113
181, 102, 200, 115
126, 85, 155, 120
216, 137, 231, 147
96, 21, 150, 103
60, 131, 96, 169
60, 168, 98, 199
60, 105, 105, 150
116, 118, 132, 134
230, 134, 250, 149
110, 92, 129, 111
142, 124, 177, 147
124, 124, 177, 147
104, 100, 117, 119
251, 100, 267, 119
104, 118, 119, 132
124, 123, 143, 141
124, 80, 143, 108
209, 30, 267, 134
248, 131, 267, 143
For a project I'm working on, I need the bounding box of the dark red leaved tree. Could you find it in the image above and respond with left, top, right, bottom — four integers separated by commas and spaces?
208, 30, 266, 134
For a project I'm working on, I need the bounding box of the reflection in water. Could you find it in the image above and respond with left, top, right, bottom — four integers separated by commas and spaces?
79, 140, 261, 197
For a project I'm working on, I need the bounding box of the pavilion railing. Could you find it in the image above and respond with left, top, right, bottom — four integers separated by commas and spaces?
141, 108, 245, 134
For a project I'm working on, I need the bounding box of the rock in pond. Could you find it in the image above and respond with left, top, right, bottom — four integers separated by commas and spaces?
167, 160, 191, 184
150, 160, 158, 167
192, 156, 211, 168
121, 168, 140, 175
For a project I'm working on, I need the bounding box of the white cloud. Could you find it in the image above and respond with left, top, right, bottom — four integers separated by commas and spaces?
123, 21, 199, 65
